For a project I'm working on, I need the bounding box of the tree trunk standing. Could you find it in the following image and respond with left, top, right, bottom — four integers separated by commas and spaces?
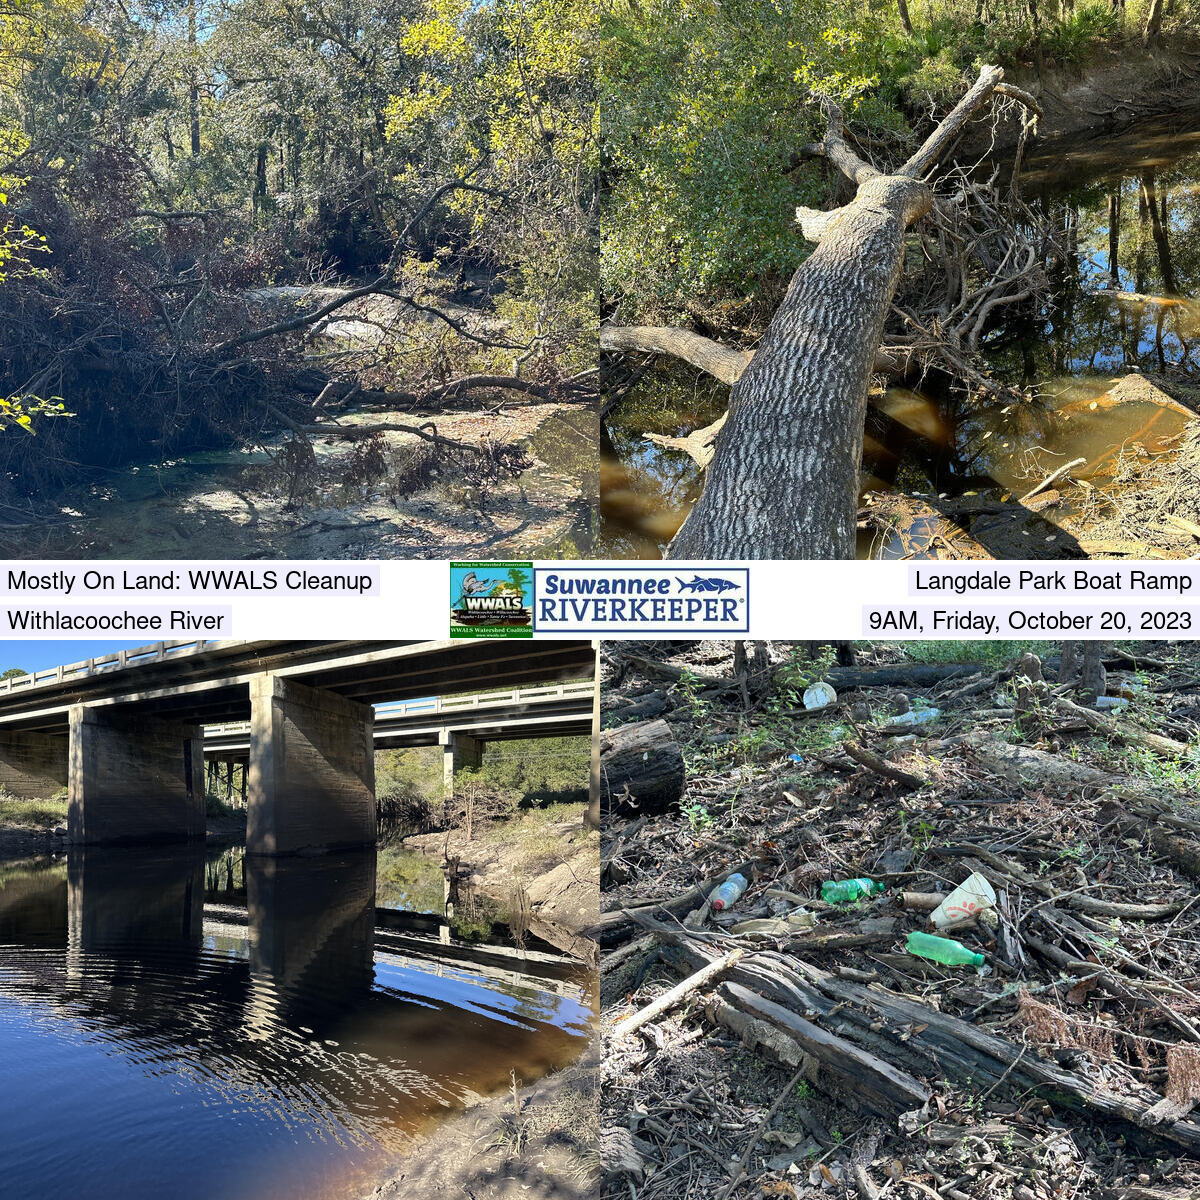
254, 143, 269, 214
1108, 192, 1120, 285
896, 0, 915, 34
188, 2, 201, 159
667, 66, 1037, 560
1144, 0, 1166, 44
1060, 641, 1107, 703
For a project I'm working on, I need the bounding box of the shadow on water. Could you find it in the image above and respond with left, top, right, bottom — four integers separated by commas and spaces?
0, 843, 592, 1200
601, 109, 1200, 559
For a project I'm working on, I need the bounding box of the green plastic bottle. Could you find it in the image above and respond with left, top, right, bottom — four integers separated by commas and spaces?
821, 878, 884, 903
906, 931, 984, 968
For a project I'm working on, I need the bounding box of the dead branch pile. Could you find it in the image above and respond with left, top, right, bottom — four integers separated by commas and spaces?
1084, 425, 1200, 556
596, 640, 1200, 1199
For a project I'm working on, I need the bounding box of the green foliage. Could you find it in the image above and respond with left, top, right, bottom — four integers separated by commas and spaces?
376, 746, 443, 836
601, 0, 908, 316
0, 792, 67, 827
473, 735, 590, 806
1112, 743, 1200, 793
1, 666, 26, 679
900, 640, 1052, 666
204, 790, 243, 819
773, 644, 837, 695
682, 800, 715, 830
601, 0, 1189, 324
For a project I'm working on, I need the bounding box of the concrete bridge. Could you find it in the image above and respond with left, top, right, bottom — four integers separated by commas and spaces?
0, 640, 594, 855
202, 680, 595, 797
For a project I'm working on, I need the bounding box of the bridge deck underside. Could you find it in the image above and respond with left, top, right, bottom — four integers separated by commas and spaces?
0, 641, 594, 735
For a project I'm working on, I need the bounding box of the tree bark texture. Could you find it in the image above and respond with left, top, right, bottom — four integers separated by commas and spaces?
668, 174, 932, 559
598, 719, 685, 817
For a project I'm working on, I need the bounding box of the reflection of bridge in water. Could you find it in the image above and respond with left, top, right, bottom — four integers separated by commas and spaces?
0, 846, 592, 1157
0, 640, 594, 854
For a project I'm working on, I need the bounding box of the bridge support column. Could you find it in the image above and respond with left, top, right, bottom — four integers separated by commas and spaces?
0, 729, 68, 798
68, 707, 205, 844
248, 675, 376, 855
440, 730, 483, 795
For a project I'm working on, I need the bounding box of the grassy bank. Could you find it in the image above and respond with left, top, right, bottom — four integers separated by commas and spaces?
0, 793, 66, 830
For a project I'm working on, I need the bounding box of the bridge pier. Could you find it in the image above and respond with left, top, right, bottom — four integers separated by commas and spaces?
245, 852, 376, 1035
68, 707, 206, 844
440, 729, 483, 795
67, 844, 205, 952
247, 675, 376, 856
0, 729, 68, 799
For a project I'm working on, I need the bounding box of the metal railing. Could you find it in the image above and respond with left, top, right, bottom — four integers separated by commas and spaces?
0, 641, 215, 695
203, 681, 593, 737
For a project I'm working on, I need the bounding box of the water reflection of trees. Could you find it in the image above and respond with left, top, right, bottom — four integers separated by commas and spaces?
995, 133, 1200, 385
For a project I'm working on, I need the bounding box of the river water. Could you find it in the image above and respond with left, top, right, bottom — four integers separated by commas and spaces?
600, 110, 1200, 558
0, 845, 593, 1200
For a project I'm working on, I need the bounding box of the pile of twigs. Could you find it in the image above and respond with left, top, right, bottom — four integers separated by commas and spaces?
595, 641, 1200, 1200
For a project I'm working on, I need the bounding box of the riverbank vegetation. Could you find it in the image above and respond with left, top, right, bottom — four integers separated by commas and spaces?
600, 0, 1200, 559
0, 0, 597, 553
597, 639, 1200, 1197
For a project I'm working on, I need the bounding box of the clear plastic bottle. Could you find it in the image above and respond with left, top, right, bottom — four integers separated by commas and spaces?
906, 930, 984, 968
821, 878, 884, 903
709, 873, 748, 911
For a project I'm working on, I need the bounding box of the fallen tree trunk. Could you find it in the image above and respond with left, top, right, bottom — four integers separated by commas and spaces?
722, 981, 931, 1116
655, 926, 1200, 1156
655, 66, 1038, 559
598, 719, 685, 817
967, 737, 1200, 883
822, 662, 984, 688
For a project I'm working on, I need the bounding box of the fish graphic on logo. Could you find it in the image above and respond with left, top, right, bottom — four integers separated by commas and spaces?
676, 575, 740, 594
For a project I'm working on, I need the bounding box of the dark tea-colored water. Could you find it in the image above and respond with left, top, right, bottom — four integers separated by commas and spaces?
0, 846, 592, 1200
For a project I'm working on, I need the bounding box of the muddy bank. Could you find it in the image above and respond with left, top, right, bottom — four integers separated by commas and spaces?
962, 44, 1200, 155
6, 401, 596, 560
362, 1049, 599, 1200
403, 815, 602, 949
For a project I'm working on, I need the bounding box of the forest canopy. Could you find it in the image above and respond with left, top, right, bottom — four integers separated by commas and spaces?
600, 0, 1200, 323
0, 0, 597, 514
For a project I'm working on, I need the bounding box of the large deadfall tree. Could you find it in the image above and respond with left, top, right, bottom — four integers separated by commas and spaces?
603, 66, 1041, 560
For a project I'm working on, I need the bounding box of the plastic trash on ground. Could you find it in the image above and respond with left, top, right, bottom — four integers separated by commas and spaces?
930, 871, 996, 929
709, 872, 748, 911
906, 930, 984, 967
821, 877, 884, 903
803, 681, 837, 710
886, 707, 940, 727
731, 911, 817, 936
1095, 696, 1130, 712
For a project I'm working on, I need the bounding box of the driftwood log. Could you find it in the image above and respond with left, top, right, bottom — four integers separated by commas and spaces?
599, 718, 685, 817
650, 924, 1200, 1156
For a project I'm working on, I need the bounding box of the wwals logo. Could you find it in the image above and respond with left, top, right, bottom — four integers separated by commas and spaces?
450, 562, 533, 639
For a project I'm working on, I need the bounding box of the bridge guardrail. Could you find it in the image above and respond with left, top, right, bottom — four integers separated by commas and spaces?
0, 641, 214, 694
203, 680, 594, 738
